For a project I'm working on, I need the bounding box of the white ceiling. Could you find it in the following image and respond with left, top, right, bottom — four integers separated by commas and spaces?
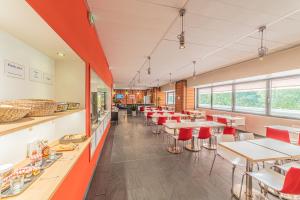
88, 0, 300, 89
0, 0, 81, 63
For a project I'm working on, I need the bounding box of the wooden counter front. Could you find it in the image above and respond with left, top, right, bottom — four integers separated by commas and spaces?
8, 138, 91, 200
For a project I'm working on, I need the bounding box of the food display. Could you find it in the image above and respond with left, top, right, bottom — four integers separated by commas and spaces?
0, 104, 30, 123
55, 102, 68, 112
52, 143, 78, 152
67, 102, 80, 110
59, 134, 87, 144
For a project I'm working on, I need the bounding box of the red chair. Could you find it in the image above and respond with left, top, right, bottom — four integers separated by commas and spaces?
168, 128, 193, 154
197, 127, 212, 149
158, 111, 164, 115
171, 116, 181, 123
206, 115, 213, 121
169, 111, 175, 114
186, 111, 191, 115
146, 112, 154, 126
217, 117, 236, 135
154, 116, 167, 134
181, 110, 186, 114
140, 106, 144, 112
266, 127, 290, 143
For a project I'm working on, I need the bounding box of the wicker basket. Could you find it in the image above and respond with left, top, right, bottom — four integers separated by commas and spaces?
56, 102, 68, 112
3, 99, 57, 117
67, 102, 80, 110
0, 104, 30, 123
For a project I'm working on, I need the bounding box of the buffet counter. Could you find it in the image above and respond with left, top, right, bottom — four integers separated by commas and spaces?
8, 137, 91, 200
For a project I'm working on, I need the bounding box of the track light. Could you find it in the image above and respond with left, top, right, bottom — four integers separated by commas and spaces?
147, 56, 151, 75
192, 60, 196, 79
258, 25, 268, 60
177, 9, 186, 49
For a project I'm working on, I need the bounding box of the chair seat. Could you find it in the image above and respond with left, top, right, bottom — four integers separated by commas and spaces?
276, 162, 300, 172
248, 169, 285, 191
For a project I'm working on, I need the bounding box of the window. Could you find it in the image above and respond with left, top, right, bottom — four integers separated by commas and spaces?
166, 91, 175, 105
197, 87, 211, 108
271, 77, 300, 118
235, 81, 266, 114
212, 85, 232, 110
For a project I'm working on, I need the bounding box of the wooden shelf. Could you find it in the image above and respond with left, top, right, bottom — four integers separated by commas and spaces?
8, 138, 91, 200
0, 109, 85, 137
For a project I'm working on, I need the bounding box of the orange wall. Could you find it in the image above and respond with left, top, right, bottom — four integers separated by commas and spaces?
186, 87, 195, 110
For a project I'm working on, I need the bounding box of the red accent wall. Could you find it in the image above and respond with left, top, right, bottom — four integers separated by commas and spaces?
26, 0, 113, 87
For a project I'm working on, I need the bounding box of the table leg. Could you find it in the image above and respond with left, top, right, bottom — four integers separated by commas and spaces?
245, 161, 253, 200
185, 136, 201, 152
203, 128, 217, 150
167, 129, 182, 154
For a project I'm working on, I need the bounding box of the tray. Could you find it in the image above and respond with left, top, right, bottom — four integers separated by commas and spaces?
0, 153, 62, 198
59, 134, 87, 144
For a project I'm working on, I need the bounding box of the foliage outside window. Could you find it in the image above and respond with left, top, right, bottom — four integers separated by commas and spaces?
212, 85, 232, 110
235, 81, 266, 114
197, 88, 211, 108
271, 77, 300, 118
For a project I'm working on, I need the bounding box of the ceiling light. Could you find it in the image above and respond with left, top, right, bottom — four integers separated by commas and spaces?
169, 73, 172, 86
147, 56, 151, 75
177, 8, 186, 49
258, 25, 268, 60
192, 60, 196, 79
57, 52, 65, 57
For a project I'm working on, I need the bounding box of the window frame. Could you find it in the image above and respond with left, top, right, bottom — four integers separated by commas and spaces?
195, 74, 300, 120
165, 91, 175, 105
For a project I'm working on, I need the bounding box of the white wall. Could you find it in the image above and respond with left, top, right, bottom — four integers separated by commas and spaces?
0, 30, 55, 100
55, 60, 85, 107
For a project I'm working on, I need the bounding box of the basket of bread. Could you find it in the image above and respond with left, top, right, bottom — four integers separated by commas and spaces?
0, 104, 30, 123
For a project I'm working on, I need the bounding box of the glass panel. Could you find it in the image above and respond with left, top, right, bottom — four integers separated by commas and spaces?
197, 87, 211, 108
271, 76, 300, 118
166, 91, 175, 105
235, 81, 266, 114
212, 85, 232, 110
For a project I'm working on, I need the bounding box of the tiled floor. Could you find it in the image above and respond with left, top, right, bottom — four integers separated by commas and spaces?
86, 112, 263, 200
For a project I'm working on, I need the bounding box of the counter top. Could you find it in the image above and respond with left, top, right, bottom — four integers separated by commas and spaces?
8, 137, 91, 200
0, 109, 84, 136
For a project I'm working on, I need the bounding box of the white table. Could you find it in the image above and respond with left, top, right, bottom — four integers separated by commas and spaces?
265, 125, 300, 144
212, 114, 245, 126
164, 121, 225, 153
220, 138, 300, 200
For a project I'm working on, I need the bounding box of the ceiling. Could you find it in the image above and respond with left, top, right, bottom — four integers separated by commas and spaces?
0, 0, 81, 62
88, 0, 300, 89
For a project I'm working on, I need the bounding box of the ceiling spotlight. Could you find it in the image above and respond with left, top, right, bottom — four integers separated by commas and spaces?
177, 8, 186, 49
258, 25, 268, 60
57, 52, 65, 57
192, 60, 196, 79
147, 56, 151, 75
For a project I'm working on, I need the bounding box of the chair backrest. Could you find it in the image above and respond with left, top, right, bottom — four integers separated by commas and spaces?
266, 127, 290, 143
147, 112, 154, 118
198, 127, 211, 139
239, 132, 255, 141
281, 167, 300, 195
181, 110, 186, 114
186, 111, 191, 115
171, 116, 181, 123
157, 116, 167, 125
158, 111, 164, 115
169, 111, 175, 114
223, 126, 236, 135
206, 115, 213, 121
217, 117, 227, 125
178, 128, 193, 141
140, 106, 144, 112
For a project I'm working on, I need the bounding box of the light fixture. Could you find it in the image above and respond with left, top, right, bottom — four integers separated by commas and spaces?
169, 73, 172, 86
192, 60, 196, 79
147, 56, 151, 75
157, 79, 160, 87
138, 71, 141, 83
177, 8, 186, 49
57, 52, 65, 57
258, 25, 268, 61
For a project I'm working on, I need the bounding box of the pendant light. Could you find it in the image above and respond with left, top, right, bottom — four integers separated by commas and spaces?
169, 73, 172, 86
157, 79, 160, 88
192, 60, 196, 79
258, 25, 268, 61
177, 9, 186, 49
138, 71, 141, 83
147, 56, 151, 75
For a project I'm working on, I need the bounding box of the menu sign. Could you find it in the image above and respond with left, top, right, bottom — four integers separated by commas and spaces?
29, 67, 43, 82
4, 60, 25, 79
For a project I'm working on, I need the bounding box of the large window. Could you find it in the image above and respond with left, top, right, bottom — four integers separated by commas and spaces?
235, 81, 266, 114
271, 77, 300, 118
197, 87, 211, 108
166, 91, 175, 105
212, 85, 232, 110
